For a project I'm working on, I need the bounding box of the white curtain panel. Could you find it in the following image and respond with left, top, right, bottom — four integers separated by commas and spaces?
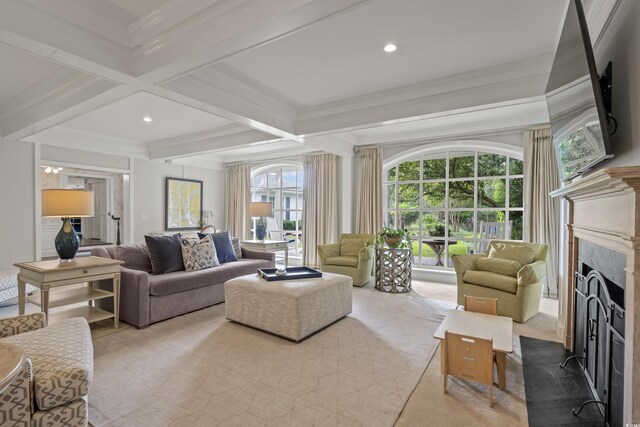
523, 128, 561, 298
225, 164, 251, 240
302, 153, 338, 267
355, 148, 383, 235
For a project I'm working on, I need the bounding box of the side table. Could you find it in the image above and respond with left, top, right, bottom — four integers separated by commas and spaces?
0, 342, 24, 394
240, 240, 289, 267
374, 246, 413, 293
14, 256, 123, 328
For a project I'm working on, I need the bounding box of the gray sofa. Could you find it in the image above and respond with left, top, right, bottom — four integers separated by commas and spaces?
91, 245, 274, 328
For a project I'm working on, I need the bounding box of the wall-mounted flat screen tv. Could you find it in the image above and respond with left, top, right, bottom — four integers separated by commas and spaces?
545, 0, 613, 182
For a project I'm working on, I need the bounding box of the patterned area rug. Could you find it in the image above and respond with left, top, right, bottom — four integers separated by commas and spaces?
88, 285, 455, 426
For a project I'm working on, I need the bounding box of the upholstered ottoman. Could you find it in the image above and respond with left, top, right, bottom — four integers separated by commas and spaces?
224, 272, 352, 342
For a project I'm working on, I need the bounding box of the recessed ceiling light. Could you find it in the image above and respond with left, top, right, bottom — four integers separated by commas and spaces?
384, 43, 397, 53
142, 116, 153, 123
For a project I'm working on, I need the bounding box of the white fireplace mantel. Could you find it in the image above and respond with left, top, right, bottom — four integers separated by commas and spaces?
551, 166, 640, 424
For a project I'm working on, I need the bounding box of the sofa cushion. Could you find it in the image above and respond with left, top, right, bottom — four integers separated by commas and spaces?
2, 317, 92, 410
463, 270, 518, 294
181, 234, 219, 271
199, 231, 237, 263
149, 258, 272, 296
340, 239, 368, 257
488, 243, 535, 265
114, 244, 152, 273
325, 256, 359, 268
231, 237, 242, 259
476, 257, 521, 278
145, 234, 184, 274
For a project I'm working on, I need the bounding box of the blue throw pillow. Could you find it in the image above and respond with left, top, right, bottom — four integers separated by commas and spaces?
144, 234, 184, 274
198, 231, 238, 263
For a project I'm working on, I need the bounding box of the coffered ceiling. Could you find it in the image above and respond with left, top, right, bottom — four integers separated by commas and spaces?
0, 0, 614, 166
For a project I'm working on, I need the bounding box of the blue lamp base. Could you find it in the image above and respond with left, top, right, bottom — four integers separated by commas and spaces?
256, 217, 267, 241
55, 218, 80, 262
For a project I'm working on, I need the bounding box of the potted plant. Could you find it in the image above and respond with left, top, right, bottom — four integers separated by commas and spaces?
376, 227, 411, 249
429, 224, 446, 237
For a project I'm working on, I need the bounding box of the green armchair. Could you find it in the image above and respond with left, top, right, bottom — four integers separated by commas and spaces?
452, 240, 548, 323
317, 233, 375, 287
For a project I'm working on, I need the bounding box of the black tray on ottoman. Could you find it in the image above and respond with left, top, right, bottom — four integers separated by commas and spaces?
258, 266, 322, 281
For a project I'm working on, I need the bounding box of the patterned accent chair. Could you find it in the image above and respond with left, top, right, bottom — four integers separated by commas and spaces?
0, 313, 93, 427
317, 233, 375, 287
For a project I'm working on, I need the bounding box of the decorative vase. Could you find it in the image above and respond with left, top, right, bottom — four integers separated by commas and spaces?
256, 217, 267, 241
385, 236, 402, 248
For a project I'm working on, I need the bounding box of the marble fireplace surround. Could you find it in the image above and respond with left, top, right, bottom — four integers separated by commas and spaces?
551, 166, 640, 424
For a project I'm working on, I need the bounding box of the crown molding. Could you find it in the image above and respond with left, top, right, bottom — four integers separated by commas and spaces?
584, 0, 622, 50
25, 126, 149, 159
148, 124, 276, 160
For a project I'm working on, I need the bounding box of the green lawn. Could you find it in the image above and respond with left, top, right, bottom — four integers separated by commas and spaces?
411, 240, 469, 257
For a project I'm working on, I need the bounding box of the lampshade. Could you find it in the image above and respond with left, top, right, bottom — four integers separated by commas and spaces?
250, 202, 272, 218
42, 189, 95, 218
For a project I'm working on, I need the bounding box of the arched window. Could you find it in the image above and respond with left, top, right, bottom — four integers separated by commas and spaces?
251, 165, 303, 256
384, 146, 523, 268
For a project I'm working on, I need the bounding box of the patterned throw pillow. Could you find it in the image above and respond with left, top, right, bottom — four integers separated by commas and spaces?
181, 234, 219, 271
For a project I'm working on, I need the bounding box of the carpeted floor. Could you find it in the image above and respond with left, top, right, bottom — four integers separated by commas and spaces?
89, 285, 456, 426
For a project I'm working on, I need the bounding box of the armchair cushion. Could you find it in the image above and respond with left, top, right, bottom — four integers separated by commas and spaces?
2, 317, 93, 410
518, 260, 547, 285
340, 239, 368, 257
462, 270, 518, 294
325, 256, 359, 268
476, 257, 521, 278
488, 242, 535, 265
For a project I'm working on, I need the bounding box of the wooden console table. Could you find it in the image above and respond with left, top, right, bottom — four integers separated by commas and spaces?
240, 240, 289, 267
14, 256, 123, 328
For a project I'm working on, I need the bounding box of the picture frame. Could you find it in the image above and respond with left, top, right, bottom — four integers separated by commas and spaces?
165, 177, 203, 231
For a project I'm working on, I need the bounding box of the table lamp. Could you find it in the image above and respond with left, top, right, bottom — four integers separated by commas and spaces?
250, 202, 272, 242
42, 189, 95, 262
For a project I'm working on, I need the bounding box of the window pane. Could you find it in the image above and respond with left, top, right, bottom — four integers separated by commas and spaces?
510, 158, 523, 175
510, 211, 523, 240
448, 211, 474, 238
384, 211, 396, 228
397, 184, 420, 208
478, 179, 506, 208
478, 210, 506, 228
253, 173, 266, 189
398, 161, 420, 181
386, 167, 396, 182
478, 153, 506, 177
419, 242, 438, 266
398, 211, 420, 238
297, 170, 304, 187
385, 184, 396, 209
268, 171, 280, 187
448, 180, 474, 208
423, 182, 445, 208
423, 156, 446, 180
509, 178, 523, 208
282, 169, 296, 188
423, 211, 446, 237
449, 152, 475, 178
447, 240, 471, 266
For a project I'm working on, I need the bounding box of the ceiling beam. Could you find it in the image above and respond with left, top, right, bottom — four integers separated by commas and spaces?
148, 125, 278, 160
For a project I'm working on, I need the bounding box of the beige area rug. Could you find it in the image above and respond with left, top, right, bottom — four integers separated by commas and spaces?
89, 286, 456, 426
396, 336, 528, 427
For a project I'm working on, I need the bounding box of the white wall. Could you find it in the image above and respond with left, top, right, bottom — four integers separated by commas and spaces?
0, 138, 35, 269
132, 159, 225, 243
592, 0, 640, 167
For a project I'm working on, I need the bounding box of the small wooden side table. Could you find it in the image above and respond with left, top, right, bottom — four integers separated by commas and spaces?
14, 256, 123, 328
241, 240, 289, 267
0, 342, 24, 394
374, 246, 413, 293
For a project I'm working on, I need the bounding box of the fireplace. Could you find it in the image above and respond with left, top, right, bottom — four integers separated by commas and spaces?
550, 166, 640, 424
569, 239, 625, 426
